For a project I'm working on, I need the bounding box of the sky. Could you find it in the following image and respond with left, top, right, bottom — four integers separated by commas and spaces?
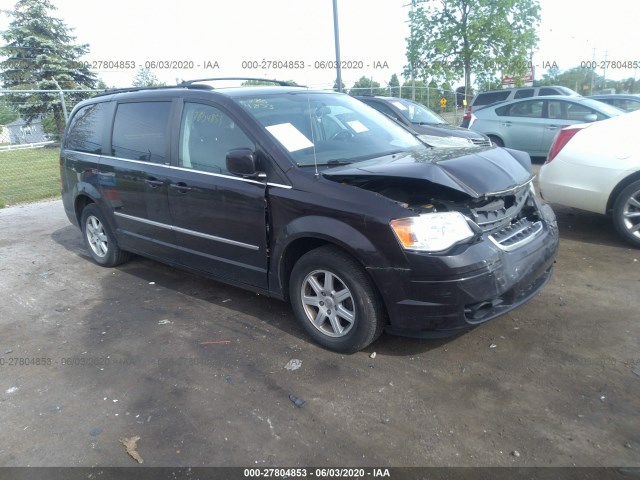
0, 0, 638, 90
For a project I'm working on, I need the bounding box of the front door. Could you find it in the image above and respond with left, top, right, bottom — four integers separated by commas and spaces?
166, 101, 269, 289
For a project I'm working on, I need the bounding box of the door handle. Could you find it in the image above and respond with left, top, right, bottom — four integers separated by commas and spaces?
145, 178, 164, 187
501, 121, 512, 127
169, 182, 193, 192
547, 125, 560, 130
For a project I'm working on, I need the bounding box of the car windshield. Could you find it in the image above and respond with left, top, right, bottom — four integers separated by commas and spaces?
391, 98, 447, 125
237, 91, 423, 166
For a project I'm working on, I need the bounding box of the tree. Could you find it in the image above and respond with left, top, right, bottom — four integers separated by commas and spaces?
545, 67, 599, 94
0, 96, 19, 125
333, 78, 345, 92
0, 0, 98, 138
388, 74, 400, 97
132, 67, 165, 87
406, 0, 540, 98
349, 76, 384, 96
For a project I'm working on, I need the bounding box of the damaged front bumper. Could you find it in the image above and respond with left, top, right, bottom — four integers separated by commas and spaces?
371, 203, 559, 338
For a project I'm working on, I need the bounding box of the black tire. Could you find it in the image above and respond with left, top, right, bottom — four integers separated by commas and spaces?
488, 135, 504, 147
612, 179, 640, 248
81, 204, 130, 267
289, 246, 386, 353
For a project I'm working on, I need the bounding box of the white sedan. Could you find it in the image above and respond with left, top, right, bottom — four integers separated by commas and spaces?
538, 109, 640, 247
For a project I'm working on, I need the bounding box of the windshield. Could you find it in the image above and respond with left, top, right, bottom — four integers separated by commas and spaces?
236, 91, 423, 166
391, 98, 447, 125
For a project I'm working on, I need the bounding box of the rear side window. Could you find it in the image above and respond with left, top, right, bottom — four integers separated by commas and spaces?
65, 103, 107, 154
514, 89, 534, 99
475, 91, 510, 106
539, 87, 562, 96
111, 102, 171, 163
496, 100, 543, 118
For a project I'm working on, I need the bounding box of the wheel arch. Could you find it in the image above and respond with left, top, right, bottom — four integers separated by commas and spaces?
606, 171, 640, 213
74, 194, 95, 225
487, 134, 505, 147
272, 216, 399, 304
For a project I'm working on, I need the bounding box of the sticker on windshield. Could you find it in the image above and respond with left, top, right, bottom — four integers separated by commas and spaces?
347, 120, 369, 133
391, 101, 408, 111
266, 123, 314, 152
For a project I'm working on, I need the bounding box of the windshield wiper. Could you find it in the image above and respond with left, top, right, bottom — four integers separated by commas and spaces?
296, 159, 353, 167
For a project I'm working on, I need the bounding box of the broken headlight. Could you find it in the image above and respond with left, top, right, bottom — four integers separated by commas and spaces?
390, 212, 474, 252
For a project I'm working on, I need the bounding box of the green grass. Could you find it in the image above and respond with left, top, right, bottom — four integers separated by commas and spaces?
0, 147, 61, 207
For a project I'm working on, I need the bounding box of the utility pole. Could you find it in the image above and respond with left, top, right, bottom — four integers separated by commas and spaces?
590, 47, 596, 95
332, 0, 342, 93
603, 49, 608, 90
410, 0, 416, 100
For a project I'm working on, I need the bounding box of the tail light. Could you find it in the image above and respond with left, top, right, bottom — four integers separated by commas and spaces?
545, 125, 589, 164
462, 106, 472, 126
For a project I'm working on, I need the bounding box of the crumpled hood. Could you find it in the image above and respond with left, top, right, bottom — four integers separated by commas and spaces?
322, 146, 533, 198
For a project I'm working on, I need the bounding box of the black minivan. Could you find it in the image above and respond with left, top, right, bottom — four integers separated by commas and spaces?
60, 79, 559, 353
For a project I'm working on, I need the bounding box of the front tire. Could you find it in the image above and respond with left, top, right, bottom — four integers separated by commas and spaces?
613, 180, 640, 248
81, 204, 130, 267
488, 135, 504, 147
289, 246, 386, 353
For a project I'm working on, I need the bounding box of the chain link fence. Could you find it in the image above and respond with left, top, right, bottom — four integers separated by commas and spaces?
0, 89, 94, 207
0, 85, 466, 207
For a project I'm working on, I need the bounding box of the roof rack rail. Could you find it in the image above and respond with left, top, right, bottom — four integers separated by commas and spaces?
179, 77, 296, 87
95, 83, 213, 97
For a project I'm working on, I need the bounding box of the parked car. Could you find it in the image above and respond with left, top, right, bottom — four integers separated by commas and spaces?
60, 78, 559, 353
353, 95, 491, 148
460, 86, 580, 128
538, 110, 640, 247
469, 96, 623, 157
589, 94, 640, 112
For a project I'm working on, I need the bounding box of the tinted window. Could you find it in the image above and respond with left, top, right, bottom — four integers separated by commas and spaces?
514, 89, 534, 99
539, 87, 562, 96
365, 101, 400, 121
65, 103, 107, 154
179, 103, 254, 174
496, 100, 543, 118
111, 102, 171, 163
475, 91, 510, 106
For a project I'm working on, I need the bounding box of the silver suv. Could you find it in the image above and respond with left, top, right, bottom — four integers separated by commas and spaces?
461, 86, 580, 127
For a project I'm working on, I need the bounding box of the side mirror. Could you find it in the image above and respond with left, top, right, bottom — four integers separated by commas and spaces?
226, 148, 266, 179
583, 114, 597, 122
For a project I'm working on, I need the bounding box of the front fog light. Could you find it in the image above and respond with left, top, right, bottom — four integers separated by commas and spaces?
390, 212, 474, 252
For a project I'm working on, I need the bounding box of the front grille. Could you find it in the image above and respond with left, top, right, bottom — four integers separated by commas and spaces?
489, 218, 543, 251
469, 184, 531, 233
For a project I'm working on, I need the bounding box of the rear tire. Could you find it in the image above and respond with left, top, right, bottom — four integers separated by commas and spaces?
289, 246, 386, 353
81, 204, 130, 267
613, 180, 640, 248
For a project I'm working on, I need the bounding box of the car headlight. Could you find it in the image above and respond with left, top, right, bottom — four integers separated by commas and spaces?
390, 212, 475, 252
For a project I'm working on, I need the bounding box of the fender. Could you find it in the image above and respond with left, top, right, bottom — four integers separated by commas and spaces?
269, 215, 407, 298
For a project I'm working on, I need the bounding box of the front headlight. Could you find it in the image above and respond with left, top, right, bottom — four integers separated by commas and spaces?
390, 212, 475, 252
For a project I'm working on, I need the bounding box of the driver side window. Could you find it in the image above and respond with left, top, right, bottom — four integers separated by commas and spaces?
179, 103, 254, 174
